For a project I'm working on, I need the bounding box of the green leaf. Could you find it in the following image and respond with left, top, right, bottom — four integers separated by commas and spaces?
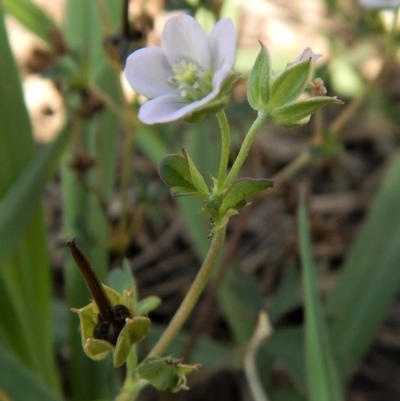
218, 267, 264, 344
137, 296, 161, 315
298, 196, 344, 401
247, 41, 271, 110
269, 60, 311, 108
0, 2, 59, 389
266, 328, 306, 392
326, 149, 400, 380
3, 0, 59, 46
158, 154, 198, 195
220, 178, 274, 216
269, 262, 302, 323
0, 339, 63, 401
137, 125, 169, 164
182, 148, 209, 195
310, 129, 344, 158
171, 186, 201, 197
0, 125, 72, 268
61, 1, 123, 399
107, 260, 136, 295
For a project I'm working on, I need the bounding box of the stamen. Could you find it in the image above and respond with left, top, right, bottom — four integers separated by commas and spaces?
167, 59, 212, 101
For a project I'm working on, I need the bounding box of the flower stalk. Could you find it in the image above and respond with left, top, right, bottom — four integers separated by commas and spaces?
224, 111, 268, 189
148, 225, 227, 357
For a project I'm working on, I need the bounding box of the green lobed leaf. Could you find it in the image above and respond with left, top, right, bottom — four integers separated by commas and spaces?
247, 41, 271, 110
158, 154, 198, 194
298, 196, 344, 401
220, 178, 274, 216
269, 60, 311, 109
171, 186, 202, 197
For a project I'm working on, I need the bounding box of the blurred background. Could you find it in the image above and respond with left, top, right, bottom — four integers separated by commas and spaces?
1, 0, 400, 400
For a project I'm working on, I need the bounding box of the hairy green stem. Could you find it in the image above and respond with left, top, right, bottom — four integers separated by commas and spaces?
224, 111, 268, 189
148, 226, 227, 357
216, 110, 230, 192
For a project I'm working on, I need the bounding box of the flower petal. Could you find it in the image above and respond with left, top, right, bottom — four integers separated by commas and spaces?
291, 47, 321, 66
162, 14, 211, 69
124, 47, 175, 98
139, 86, 222, 124
139, 94, 189, 124
209, 18, 236, 90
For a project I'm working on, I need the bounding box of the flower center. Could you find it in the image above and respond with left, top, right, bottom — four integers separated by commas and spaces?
167, 60, 212, 101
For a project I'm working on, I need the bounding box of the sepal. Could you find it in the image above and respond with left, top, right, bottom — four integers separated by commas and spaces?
269, 59, 311, 109
270, 96, 343, 128
247, 42, 271, 110
71, 285, 151, 367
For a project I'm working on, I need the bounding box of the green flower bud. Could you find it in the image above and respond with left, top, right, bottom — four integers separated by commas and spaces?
137, 357, 200, 393
247, 45, 342, 127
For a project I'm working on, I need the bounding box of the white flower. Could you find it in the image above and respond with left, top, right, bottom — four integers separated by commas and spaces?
124, 14, 236, 124
359, 0, 400, 8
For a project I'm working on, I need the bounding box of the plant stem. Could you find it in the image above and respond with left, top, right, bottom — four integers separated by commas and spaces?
148, 226, 227, 357
224, 111, 268, 189
216, 110, 230, 192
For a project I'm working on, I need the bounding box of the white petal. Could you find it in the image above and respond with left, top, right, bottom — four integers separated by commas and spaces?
292, 48, 321, 65
139, 85, 222, 124
209, 18, 236, 74
124, 47, 175, 98
139, 94, 189, 124
209, 18, 236, 90
162, 14, 211, 69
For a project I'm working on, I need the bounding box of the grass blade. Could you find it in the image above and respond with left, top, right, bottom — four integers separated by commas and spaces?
298, 195, 344, 401
3, 0, 59, 45
0, 125, 72, 267
0, 2, 59, 389
0, 339, 63, 401
327, 150, 400, 378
